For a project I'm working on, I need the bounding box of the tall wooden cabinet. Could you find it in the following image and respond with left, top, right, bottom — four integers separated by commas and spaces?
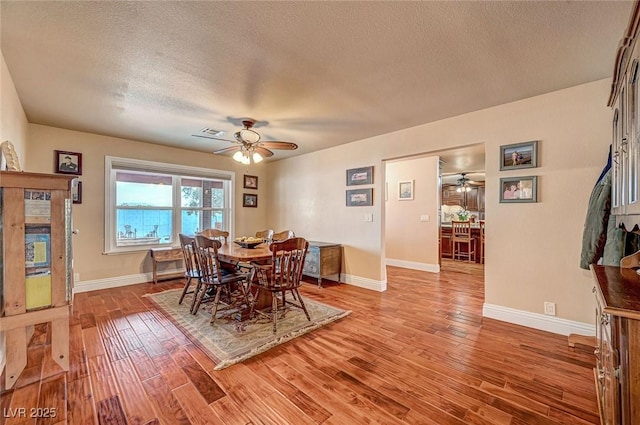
591, 266, 640, 424
609, 1, 640, 229
0, 171, 74, 390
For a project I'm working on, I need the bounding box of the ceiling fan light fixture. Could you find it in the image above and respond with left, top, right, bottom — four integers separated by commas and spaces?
252, 152, 263, 163
232, 150, 244, 162
236, 128, 260, 144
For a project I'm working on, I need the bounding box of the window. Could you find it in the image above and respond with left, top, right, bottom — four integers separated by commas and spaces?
105, 156, 234, 253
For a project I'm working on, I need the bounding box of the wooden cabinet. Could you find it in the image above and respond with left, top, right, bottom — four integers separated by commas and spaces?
442, 184, 484, 211
0, 171, 74, 390
442, 186, 464, 206
302, 242, 342, 287
591, 265, 640, 425
610, 2, 640, 227
149, 247, 184, 284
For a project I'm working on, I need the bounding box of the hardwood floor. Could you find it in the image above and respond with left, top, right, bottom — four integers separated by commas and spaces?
1, 260, 598, 424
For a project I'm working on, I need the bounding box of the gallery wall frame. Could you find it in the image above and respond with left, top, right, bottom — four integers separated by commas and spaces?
243, 174, 258, 190
346, 166, 374, 186
499, 141, 538, 171
243, 193, 258, 208
346, 188, 373, 206
55, 150, 82, 175
499, 176, 538, 203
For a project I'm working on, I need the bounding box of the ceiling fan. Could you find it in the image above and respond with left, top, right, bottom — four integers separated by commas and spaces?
193, 118, 298, 164
456, 173, 475, 192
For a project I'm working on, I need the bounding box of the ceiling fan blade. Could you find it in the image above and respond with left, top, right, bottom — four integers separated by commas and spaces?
213, 146, 241, 155
260, 141, 298, 150
255, 147, 274, 157
191, 134, 240, 143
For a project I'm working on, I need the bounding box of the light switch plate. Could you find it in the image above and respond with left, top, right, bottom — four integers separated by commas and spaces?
420, 214, 429, 222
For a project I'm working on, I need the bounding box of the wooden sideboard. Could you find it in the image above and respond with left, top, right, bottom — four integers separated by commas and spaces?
591, 265, 640, 424
302, 242, 342, 287
149, 247, 184, 284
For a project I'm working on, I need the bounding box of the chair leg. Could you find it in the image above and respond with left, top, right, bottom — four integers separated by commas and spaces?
272, 292, 278, 333
192, 283, 209, 315
178, 276, 192, 305
249, 286, 260, 319
294, 288, 311, 321
209, 286, 223, 324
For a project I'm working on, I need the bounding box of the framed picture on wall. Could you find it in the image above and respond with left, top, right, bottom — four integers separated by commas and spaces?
243, 174, 258, 189
346, 188, 373, 206
499, 141, 538, 171
71, 178, 82, 204
243, 193, 258, 207
500, 176, 538, 203
55, 150, 82, 175
398, 180, 414, 200
346, 166, 374, 186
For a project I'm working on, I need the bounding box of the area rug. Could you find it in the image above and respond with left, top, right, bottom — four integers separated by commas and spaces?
144, 289, 351, 370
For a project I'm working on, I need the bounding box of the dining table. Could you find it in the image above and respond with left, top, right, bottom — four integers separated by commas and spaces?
217, 241, 273, 316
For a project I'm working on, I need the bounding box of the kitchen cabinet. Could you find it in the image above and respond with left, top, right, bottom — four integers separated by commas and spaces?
442, 185, 464, 206
591, 265, 640, 425
442, 184, 484, 211
0, 171, 74, 390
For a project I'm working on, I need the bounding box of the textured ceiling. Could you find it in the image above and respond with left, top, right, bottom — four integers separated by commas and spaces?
0, 1, 633, 171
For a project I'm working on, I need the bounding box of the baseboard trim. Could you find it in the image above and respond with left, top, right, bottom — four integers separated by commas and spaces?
482, 303, 595, 336
342, 273, 387, 292
73, 268, 182, 293
385, 258, 440, 273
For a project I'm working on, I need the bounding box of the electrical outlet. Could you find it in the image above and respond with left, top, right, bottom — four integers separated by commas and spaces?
544, 301, 556, 316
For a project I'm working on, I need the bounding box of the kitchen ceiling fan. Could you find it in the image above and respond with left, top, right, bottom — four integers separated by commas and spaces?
456, 173, 475, 192
193, 118, 298, 164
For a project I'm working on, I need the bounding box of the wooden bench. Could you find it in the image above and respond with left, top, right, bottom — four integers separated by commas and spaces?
149, 247, 184, 284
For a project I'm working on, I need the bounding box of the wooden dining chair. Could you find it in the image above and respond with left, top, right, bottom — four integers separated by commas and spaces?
197, 228, 229, 245
479, 220, 485, 264
193, 236, 250, 322
255, 229, 274, 241
177, 234, 202, 311
249, 237, 311, 333
272, 230, 294, 242
451, 220, 476, 262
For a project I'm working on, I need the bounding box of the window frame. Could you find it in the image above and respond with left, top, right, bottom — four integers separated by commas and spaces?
104, 156, 235, 254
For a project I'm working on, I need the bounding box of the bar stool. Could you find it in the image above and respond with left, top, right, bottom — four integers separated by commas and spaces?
452, 220, 476, 262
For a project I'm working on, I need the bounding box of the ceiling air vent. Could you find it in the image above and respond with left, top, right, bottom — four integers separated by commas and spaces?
199, 128, 225, 137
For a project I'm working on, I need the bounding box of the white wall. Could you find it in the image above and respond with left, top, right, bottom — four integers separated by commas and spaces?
268, 79, 611, 331
385, 156, 440, 272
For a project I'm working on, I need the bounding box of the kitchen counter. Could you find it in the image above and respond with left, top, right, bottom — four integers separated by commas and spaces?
440, 224, 483, 262
441, 222, 482, 229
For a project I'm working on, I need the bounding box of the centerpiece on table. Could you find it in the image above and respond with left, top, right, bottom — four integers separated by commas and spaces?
456, 210, 470, 221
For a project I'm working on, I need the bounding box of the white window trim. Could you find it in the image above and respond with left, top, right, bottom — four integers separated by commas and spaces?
104, 156, 235, 254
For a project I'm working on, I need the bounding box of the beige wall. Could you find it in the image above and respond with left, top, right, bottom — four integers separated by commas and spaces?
25, 125, 269, 288
268, 79, 611, 326
0, 51, 29, 375
385, 156, 440, 271
1, 53, 28, 168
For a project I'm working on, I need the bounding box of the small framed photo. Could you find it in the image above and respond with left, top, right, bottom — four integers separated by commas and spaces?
398, 180, 414, 200
243, 193, 258, 208
346, 166, 373, 186
243, 174, 258, 190
55, 150, 82, 175
500, 141, 538, 171
346, 188, 373, 206
71, 179, 82, 204
500, 176, 538, 203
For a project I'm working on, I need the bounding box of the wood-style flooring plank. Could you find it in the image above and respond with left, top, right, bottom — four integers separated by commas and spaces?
2, 261, 601, 425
